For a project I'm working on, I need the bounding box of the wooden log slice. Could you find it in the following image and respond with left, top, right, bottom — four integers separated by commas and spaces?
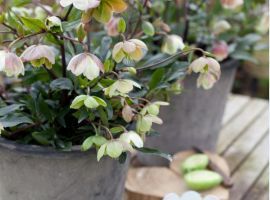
125, 151, 230, 200
125, 167, 183, 200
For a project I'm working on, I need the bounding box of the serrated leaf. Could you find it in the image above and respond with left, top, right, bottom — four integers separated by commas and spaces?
21, 16, 46, 32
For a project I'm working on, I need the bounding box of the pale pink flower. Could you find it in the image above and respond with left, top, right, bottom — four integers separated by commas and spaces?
67, 53, 104, 80
20, 45, 55, 69
221, 0, 243, 9
105, 17, 120, 37
212, 41, 229, 61
0, 51, 24, 77
59, 0, 100, 11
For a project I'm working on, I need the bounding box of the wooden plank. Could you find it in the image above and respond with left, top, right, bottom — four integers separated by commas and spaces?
217, 98, 268, 154
230, 134, 269, 200
222, 110, 269, 172
242, 166, 269, 200
222, 95, 251, 126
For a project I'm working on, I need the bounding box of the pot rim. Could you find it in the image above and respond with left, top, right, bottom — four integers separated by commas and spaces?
0, 136, 95, 157
221, 59, 240, 70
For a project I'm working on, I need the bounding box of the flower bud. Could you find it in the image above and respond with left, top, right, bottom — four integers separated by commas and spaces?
105, 17, 120, 37
21, 45, 55, 69
112, 39, 148, 64
67, 53, 103, 80
60, 0, 100, 10
212, 41, 229, 61
162, 35, 185, 55
221, 0, 243, 9
46, 16, 63, 33
213, 20, 231, 35
0, 51, 24, 77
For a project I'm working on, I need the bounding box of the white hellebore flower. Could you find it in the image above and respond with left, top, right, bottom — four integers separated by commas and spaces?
221, 0, 243, 9
104, 79, 141, 97
120, 131, 144, 148
59, 0, 100, 11
162, 34, 185, 55
188, 57, 221, 90
21, 45, 55, 69
67, 53, 104, 80
112, 39, 148, 64
0, 51, 24, 77
213, 20, 231, 35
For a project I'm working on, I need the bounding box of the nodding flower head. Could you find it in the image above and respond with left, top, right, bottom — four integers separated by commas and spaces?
20, 45, 55, 69
0, 51, 24, 77
162, 34, 185, 55
188, 57, 221, 90
67, 53, 104, 81
212, 41, 229, 61
112, 39, 148, 65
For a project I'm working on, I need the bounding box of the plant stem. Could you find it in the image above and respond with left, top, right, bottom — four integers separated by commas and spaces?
136, 48, 205, 71
182, 0, 190, 42
2, 23, 18, 36
63, 5, 73, 21
60, 38, 67, 77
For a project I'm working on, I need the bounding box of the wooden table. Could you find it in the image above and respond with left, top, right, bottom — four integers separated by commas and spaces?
218, 94, 269, 200
125, 94, 269, 200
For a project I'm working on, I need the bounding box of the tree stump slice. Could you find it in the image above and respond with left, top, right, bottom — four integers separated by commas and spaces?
125, 167, 183, 200
169, 150, 230, 200
125, 151, 230, 200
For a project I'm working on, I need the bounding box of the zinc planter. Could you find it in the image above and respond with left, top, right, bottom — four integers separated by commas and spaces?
0, 137, 129, 200
138, 59, 240, 166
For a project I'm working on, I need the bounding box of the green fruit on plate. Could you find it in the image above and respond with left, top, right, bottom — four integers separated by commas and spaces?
181, 154, 209, 173
184, 170, 223, 191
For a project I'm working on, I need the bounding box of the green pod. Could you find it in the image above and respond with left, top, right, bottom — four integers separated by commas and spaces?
184, 170, 223, 191
181, 154, 209, 173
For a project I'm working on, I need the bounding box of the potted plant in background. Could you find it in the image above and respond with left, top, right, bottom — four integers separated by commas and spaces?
0, 0, 219, 199
137, 0, 268, 166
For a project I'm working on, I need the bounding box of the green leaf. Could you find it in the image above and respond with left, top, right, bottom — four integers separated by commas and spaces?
21, 16, 47, 32
50, 78, 74, 91
149, 68, 165, 90
32, 131, 52, 146
110, 126, 125, 134
0, 115, 33, 127
10, 0, 31, 7
135, 147, 172, 161
62, 19, 81, 32
0, 104, 22, 117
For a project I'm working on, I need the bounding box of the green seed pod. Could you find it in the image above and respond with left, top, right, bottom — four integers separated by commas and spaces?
182, 154, 209, 173
184, 170, 223, 191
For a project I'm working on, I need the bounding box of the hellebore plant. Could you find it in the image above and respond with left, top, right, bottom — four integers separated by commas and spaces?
0, 0, 220, 161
